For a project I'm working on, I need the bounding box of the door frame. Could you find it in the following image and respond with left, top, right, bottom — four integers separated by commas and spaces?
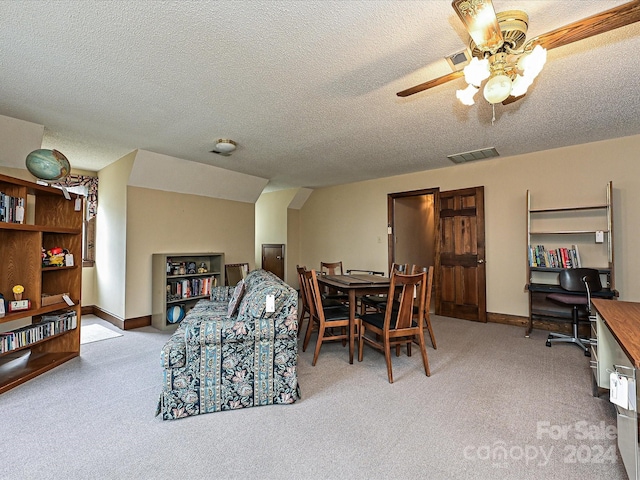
388, 186, 440, 272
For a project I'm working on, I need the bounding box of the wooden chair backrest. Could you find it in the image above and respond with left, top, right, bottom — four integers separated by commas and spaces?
225, 263, 249, 286
296, 265, 309, 307
411, 265, 434, 314
305, 269, 325, 322
320, 261, 343, 276
384, 271, 426, 331
391, 263, 409, 274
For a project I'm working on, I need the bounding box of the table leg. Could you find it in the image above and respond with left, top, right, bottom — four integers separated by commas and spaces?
349, 289, 356, 364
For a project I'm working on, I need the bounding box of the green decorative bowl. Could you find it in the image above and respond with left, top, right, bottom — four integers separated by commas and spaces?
26, 149, 70, 181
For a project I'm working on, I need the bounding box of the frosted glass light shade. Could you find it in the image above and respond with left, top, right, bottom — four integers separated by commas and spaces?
510, 74, 532, 97
463, 58, 490, 87
215, 139, 237, 153
520, 45, 547, 79
483, 74, 512, 104
456, 84, 479, 105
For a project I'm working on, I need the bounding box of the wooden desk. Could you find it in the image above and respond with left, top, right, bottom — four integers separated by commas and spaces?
590, 299, 640, 480
592, 299, 640, 369
316, 274, 390, 364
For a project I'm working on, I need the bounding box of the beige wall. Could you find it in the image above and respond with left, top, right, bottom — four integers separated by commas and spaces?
255, 189, 299, 284
96, 152, 135, 319
287, 208, 301, 290
300, 133, 640, 318
125, 186, 255, 319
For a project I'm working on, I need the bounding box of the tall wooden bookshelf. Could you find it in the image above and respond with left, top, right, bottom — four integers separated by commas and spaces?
0, 173, 83, 394
152, 253, 224, 331
525, 181, 616, 337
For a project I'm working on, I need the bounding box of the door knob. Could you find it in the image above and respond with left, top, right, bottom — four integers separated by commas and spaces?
276, 256, 282, 259
477, 259, 485, 264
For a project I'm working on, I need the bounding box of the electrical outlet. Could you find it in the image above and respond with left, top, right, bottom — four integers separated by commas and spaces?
266, 294, 275, 313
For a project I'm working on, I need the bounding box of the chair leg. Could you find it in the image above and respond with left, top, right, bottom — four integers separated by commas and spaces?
302, 315, 315, 352
425, 313, 437, 349
545, 307, 591, 356
384, 336, 394, 383
312, 325, 326, 366
298, 308, 308, 338
417, 330, 431, 377
358, 323, 365, 362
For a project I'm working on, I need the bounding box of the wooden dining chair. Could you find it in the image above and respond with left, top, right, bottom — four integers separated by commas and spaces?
303, 269, 352, 366
298, 265, 344, 338
320, 261, 349, 303
411, 265, 436, 349
225, 262, 249, 286
358, 270, 430, 383
359, 263, 408, 314
296, 265, 311, 337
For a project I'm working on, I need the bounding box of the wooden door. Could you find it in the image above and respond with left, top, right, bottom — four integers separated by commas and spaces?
262, 244, 285, 280
435, 186, 486, 322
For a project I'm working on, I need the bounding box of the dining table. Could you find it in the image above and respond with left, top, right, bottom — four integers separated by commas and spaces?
316, 273, 391, 363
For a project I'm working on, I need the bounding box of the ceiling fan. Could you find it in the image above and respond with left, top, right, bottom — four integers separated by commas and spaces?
397, 0, 640, 106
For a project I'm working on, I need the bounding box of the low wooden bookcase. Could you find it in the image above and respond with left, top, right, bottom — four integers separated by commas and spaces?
152, 253, 224, 330
0, 173, 83, 394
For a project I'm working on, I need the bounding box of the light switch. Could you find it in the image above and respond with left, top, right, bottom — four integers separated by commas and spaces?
266, 294, 275, 313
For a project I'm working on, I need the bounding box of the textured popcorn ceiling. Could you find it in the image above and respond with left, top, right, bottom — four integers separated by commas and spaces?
1, 0, 639, 191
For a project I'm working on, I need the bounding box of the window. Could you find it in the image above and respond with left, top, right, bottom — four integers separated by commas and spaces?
54, 175, 98, 266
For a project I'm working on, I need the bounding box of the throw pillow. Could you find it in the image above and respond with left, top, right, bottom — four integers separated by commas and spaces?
227, 279, 246, 317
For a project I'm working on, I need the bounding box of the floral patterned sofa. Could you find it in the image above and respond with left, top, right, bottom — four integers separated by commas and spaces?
156, 269, 300, 420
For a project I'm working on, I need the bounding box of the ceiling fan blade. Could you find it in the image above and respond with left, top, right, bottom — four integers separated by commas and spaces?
397, 70, 464, 97
501, 0, 640, 106
530, 0, 640, 51
501, 93, 525, 106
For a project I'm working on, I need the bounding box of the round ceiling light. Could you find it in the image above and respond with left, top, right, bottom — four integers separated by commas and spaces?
214, 139, 237, 154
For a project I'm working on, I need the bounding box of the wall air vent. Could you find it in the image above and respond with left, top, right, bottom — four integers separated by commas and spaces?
447, 147, 499, 164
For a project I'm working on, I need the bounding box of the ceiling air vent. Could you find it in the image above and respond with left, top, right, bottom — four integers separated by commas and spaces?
448, 147, 499, 164
446, 49, 472, 71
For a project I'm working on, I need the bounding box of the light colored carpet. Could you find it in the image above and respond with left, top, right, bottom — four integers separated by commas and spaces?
80, 323, 123, 344
0, 314, 627, 480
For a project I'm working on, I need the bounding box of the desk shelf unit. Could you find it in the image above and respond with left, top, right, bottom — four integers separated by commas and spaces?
152, 253, 224, 331
525, 181, 616, 337
0, 173, 83, 394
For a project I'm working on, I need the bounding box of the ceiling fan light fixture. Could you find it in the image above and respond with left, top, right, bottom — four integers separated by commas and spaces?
452, 0, 504, 53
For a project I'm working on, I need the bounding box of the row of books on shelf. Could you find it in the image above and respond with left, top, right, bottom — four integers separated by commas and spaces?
0, 311, 77, 354
529, 244, 582, 269
166, 276, 217, 302
0, 192, 25, 223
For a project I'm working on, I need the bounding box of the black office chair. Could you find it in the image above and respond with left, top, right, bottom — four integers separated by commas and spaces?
545, 268, 602, 356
